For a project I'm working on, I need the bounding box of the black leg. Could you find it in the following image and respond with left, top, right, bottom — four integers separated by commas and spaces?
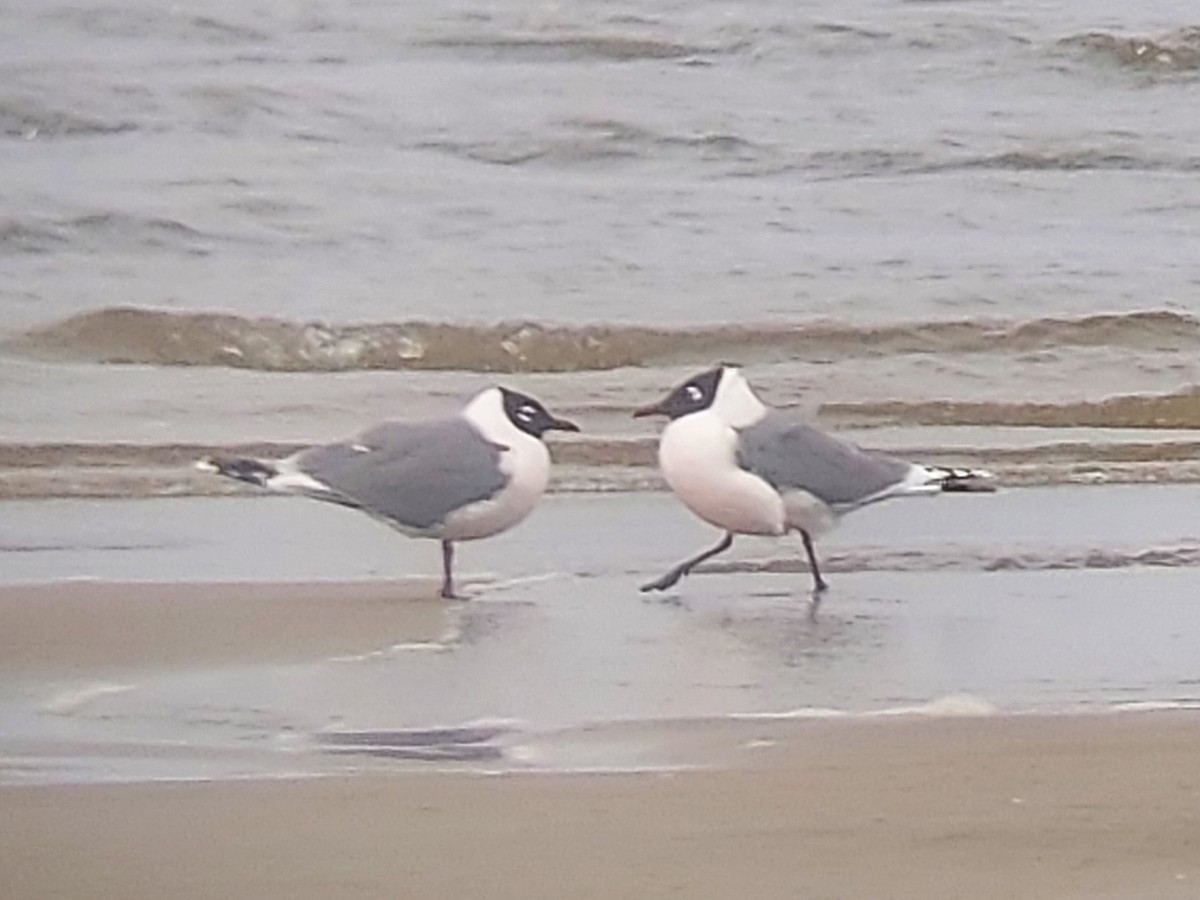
440, 540, 458, 599
799, 530, 830, 595
641, 532, 734, 592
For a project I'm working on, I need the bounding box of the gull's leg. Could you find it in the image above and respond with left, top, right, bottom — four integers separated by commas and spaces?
440, 540, 460, 599
640, 532, 734, 592
799, 529, 830, 595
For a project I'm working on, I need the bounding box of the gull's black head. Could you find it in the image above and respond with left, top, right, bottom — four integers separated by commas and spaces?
499, 388, 581, 439
632, 366, 725, 421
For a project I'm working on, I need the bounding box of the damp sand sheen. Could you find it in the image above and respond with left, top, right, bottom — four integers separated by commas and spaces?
3, 489, 1200, 898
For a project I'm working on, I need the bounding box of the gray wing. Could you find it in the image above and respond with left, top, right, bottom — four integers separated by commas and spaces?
293, 418, 508, 532
736, 412, 913, 509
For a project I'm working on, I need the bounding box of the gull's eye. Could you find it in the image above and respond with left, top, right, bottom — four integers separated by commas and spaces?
685, 384, 703, 403
516, 404, 538, 422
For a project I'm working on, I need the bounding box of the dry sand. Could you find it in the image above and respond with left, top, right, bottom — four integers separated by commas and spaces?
3, 712, 1199, 900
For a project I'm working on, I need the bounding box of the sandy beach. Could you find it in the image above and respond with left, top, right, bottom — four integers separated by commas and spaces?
3, 713, 1199, 900
3, 488, 1200, 898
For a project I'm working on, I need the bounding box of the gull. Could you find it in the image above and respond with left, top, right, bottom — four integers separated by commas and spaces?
633, 366, 994, 598
198, 387, 578, 598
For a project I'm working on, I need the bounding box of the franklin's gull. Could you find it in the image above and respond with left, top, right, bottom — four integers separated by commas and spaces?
198, 387, 578, 598
634, 366, 994, 597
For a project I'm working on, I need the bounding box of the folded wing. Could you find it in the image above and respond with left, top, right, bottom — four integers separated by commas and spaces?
290, 418, 509, 532
736, 413, 915, 511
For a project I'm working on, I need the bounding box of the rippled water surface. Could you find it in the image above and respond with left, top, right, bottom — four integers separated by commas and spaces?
3, 0, 1200, 477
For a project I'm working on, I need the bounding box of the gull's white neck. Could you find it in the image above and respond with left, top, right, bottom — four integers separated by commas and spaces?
652, 369, 782, 535
462, 388, 525, 444
709, 369, 768, 428
445, 387, 551, 541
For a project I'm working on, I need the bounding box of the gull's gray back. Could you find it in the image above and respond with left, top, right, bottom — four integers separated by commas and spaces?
294, 418, 507, 532
736, 412, 912, 509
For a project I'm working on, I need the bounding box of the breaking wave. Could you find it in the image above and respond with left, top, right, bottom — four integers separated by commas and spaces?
11, 306, 1200, 374
1059, 27, 1200, 73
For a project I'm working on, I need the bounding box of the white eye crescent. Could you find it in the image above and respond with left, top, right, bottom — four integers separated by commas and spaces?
685, 385, 703, 402
516, 404, 537, 422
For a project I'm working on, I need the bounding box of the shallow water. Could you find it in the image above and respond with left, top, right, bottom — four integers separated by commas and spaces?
2, 486, 1199, 783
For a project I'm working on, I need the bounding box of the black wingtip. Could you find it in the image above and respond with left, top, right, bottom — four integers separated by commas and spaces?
938, 468, 998, 493
196, 456, 275, 487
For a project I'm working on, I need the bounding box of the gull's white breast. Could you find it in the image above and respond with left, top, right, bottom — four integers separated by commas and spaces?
658, 413, 785, 536
442, 430, 550, 542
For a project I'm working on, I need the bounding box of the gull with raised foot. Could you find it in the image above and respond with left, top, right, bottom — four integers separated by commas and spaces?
633, 366, 994, 600
198, 387, 579, 599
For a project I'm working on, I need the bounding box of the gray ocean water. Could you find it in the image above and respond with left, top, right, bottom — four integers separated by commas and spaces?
4, 2, 1200, 783
2, 0, 1200, 467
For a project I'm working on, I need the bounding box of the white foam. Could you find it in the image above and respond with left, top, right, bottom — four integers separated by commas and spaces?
328, 640, 453, 663
42, 681, 137, 715
1109, 699, 1200, 713
871, 694, 998, 718
729, 693, 997, 722
741, 739, 777, 749
729, 706, 849, 721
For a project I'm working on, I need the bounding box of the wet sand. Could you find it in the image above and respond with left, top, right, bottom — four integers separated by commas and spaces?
0, 580, 448, 672
3, 488, 1200, 776
3, 712, 1199, 900
3, 487, 1200, 896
